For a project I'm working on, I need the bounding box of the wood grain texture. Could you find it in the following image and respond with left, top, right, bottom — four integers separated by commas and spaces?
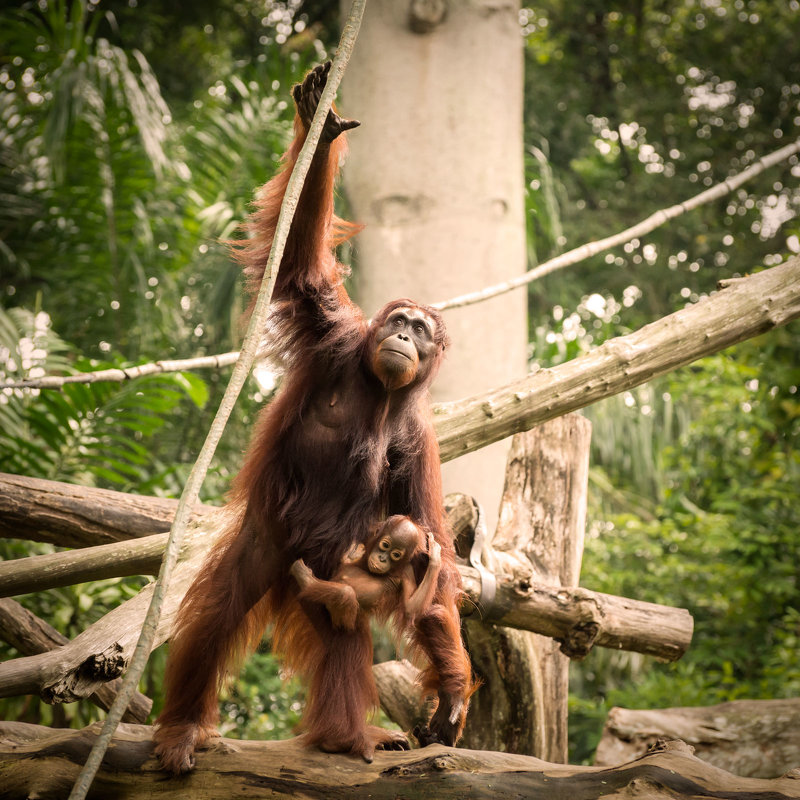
596, 699, 800, 779
1, 722, 798, 799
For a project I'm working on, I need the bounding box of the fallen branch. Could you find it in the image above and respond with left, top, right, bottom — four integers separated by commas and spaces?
2, 722, 799, 799
463, 567, 691, 660
595, 699, 800, 779
0, 598, 151, 723
434, 257, 800, 461
0, 532, 169, 596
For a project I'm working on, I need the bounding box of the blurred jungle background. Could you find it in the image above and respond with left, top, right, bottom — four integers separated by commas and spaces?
0, 0, 798, 763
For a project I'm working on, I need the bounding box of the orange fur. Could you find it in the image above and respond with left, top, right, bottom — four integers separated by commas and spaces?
154, 67, 476, 774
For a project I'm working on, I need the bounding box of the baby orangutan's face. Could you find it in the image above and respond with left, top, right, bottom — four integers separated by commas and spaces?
367, 532, 408, 575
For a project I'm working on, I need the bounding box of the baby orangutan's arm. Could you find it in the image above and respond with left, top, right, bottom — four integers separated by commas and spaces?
290, 559, 360, 630
404, 533, 442, 621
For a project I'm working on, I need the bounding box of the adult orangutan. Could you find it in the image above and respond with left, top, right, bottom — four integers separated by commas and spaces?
288, 515, 443, 761
153, 62, 474, 773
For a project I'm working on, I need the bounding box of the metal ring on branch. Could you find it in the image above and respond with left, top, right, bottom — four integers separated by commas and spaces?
468, 501, 499, 621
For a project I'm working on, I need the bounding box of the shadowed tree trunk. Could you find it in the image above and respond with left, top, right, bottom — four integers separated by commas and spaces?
595, 699, 800, 779
460, 416, 591, 760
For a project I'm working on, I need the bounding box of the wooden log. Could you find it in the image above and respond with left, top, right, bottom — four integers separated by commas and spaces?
434, 257, 800, 462
0, 598, 151, 723
0, 533, 169, 596
461, 417, 592, 761
458, 567, 693, 661
2, 722, 799, 799
595, 699, 800, 779
0, 510, 227, 704
0, 472, 214, 547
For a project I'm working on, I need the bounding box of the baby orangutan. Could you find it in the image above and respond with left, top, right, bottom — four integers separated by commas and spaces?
291, 515, 442, 633
288, 515, 442, 760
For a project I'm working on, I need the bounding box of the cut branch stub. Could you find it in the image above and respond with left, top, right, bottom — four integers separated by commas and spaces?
459, 567, 693, 662
0, 598, 151, 723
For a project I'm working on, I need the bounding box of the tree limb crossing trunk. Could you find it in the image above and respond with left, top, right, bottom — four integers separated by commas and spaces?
434, 257, 800, 462
460, 418, 592, 761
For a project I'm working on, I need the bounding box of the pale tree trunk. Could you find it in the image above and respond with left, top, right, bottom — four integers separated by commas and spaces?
340, 0, 528, 530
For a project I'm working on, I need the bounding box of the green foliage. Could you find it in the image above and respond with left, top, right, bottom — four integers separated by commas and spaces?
219, 645, 305, 741
522, 0, 800, 321
0, 306, 208, 488
570, 323, 800, 763
0, 0, 321, 736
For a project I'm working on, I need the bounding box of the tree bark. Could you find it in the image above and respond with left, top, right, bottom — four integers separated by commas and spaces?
0, 510, 227, 704
0, 532, 170, 596
434, 257, 800, 462
372, 659, 430, 733
595, 699, 800, 779
2, 722, 799, 799
0, 471, 213, 547
460, 418, 591, 761
0, 598, 151, 723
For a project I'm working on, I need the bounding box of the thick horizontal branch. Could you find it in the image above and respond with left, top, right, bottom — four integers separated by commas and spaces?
2, 722, 799, 799
0, 598, 151, 723
0, 521, 691, 667
459, 565, 692, 661
0, 472, 214, 547
4, 259, 798, 551
0, 533, 169, 596
596, 698, 800, 779
434, 258, 800, 462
